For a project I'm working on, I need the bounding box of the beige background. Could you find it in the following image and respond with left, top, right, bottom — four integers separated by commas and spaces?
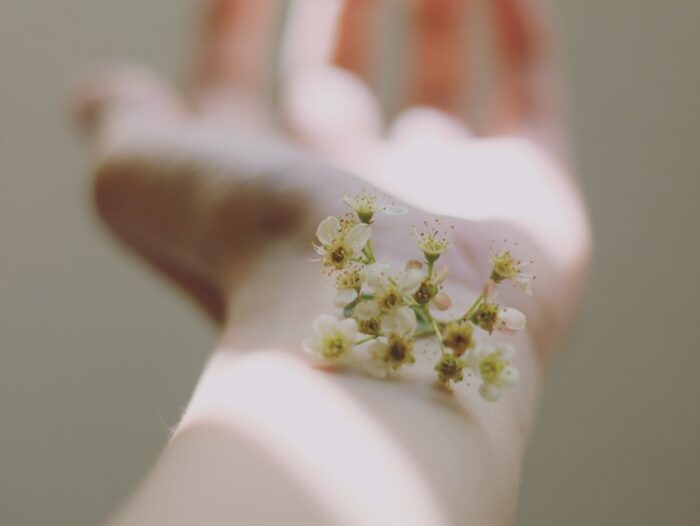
1, 1, 698, 525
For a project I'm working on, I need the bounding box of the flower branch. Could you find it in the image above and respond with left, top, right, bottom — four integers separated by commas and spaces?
303, 192, 535, 402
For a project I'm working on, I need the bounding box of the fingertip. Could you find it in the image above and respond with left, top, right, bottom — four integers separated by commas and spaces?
283, 65, 382, 151
70, 65, 185, 137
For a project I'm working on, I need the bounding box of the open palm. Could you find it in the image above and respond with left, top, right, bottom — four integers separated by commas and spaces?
77, 0, 589, 361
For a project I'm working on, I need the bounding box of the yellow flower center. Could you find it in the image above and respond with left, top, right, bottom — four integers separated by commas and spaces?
490, 250, 520, 282
381, 292, 399, 310
413, 280, 437, 305
359, 318, 380, 335
442, 322, 474, 356
323, 335, 347, 358
470, 303, 499, 333
388, 341, 407, 361
479, 356, 505, 383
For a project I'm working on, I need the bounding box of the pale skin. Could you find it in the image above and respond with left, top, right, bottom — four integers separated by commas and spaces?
75, 0, 591, 524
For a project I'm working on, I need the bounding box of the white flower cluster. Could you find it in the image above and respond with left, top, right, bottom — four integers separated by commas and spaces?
303, 192, 534, 402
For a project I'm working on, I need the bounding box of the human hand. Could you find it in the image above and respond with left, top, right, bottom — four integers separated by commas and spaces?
75, 0, 590, 361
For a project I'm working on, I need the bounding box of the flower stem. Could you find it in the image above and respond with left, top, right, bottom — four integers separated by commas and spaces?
363, 239, 376, 264
422, 305, 447, 354
461, 293, 484, 322
427, 260, 434, 278
414, 328, 435, 338
355, 334, 380, 345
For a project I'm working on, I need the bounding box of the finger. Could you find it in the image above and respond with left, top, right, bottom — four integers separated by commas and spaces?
330, 0, 380, 83
403, 0, 469, 117
488, 0, 564, 136
195, 0, 281, 102
280, 0, 383, 155
281, 0, 346, 78
73, 66, 186, 150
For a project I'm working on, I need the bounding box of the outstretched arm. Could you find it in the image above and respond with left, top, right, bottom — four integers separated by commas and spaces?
75, 1, 591, 524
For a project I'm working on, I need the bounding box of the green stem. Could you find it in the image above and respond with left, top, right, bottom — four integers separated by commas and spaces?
461, 292, 484, 322
414, 328, 435, 338
355, 334, 380, 345
427, 260, 434, 278
363, 239, 376, 264
422, 305, 447, 354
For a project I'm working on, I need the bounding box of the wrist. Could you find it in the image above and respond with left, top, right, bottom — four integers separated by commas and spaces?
219, 240, 333, 352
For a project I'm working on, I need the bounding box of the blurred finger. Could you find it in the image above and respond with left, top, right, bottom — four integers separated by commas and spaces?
196, 0, 281, 103
74, 66, 186, 150
331, 0, 380, 83
281, 0, 346, 79
403, 0, 469, 117
488, 0, 564, 137
281, 0, 383, 154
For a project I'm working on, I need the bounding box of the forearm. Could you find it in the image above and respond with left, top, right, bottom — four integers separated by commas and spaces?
109, 255, 542, 526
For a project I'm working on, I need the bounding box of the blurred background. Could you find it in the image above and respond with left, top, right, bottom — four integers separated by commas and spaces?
1, 1, 698, 525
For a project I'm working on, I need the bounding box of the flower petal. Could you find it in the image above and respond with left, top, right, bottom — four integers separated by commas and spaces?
365, 263, 390, 292
380, 202, 407, 216
479, 382, 502, 402
334, 288, 358, 308
499, 308, 526, 332
399, 268, 424, 294
500, 365, 520, 387
366, 356, 389, 379
316, 216, 340, 246
381, 306, 416, 337
514, 273, 533, 296
338, 317, 358, 341
345, 224, 372, 252
431, 292, 452, 311
354, 300, 380, 320
434, 267, 449, 284
473, 343, 493, 361
464, 350, 479, 370
313, 314, 339, 337
495, 342, 516, 360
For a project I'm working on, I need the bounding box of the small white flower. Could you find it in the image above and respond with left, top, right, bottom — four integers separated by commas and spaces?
413, 223, 453, 263
470, 301, 526, 335
334, 267, 364, 307
494, 307, 526, 335
466, 343, 520, 402
380, 306, 417, 338
342, 191, 406, 223
365, 345, 391, 378
365, 307, 417, 378
441, 320, 475, 356
303, 314, 358, 362
381, 307, 417, 338
353, 301, 382, 335
334, 288, 358, 307
413, 266, 450, 310
364, 263, 389, 289
365, 263, 423, 311
314, 216, 371, 269
354, 301, 381, 321
490, 250, 533, 296
397, 268, 424, 294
